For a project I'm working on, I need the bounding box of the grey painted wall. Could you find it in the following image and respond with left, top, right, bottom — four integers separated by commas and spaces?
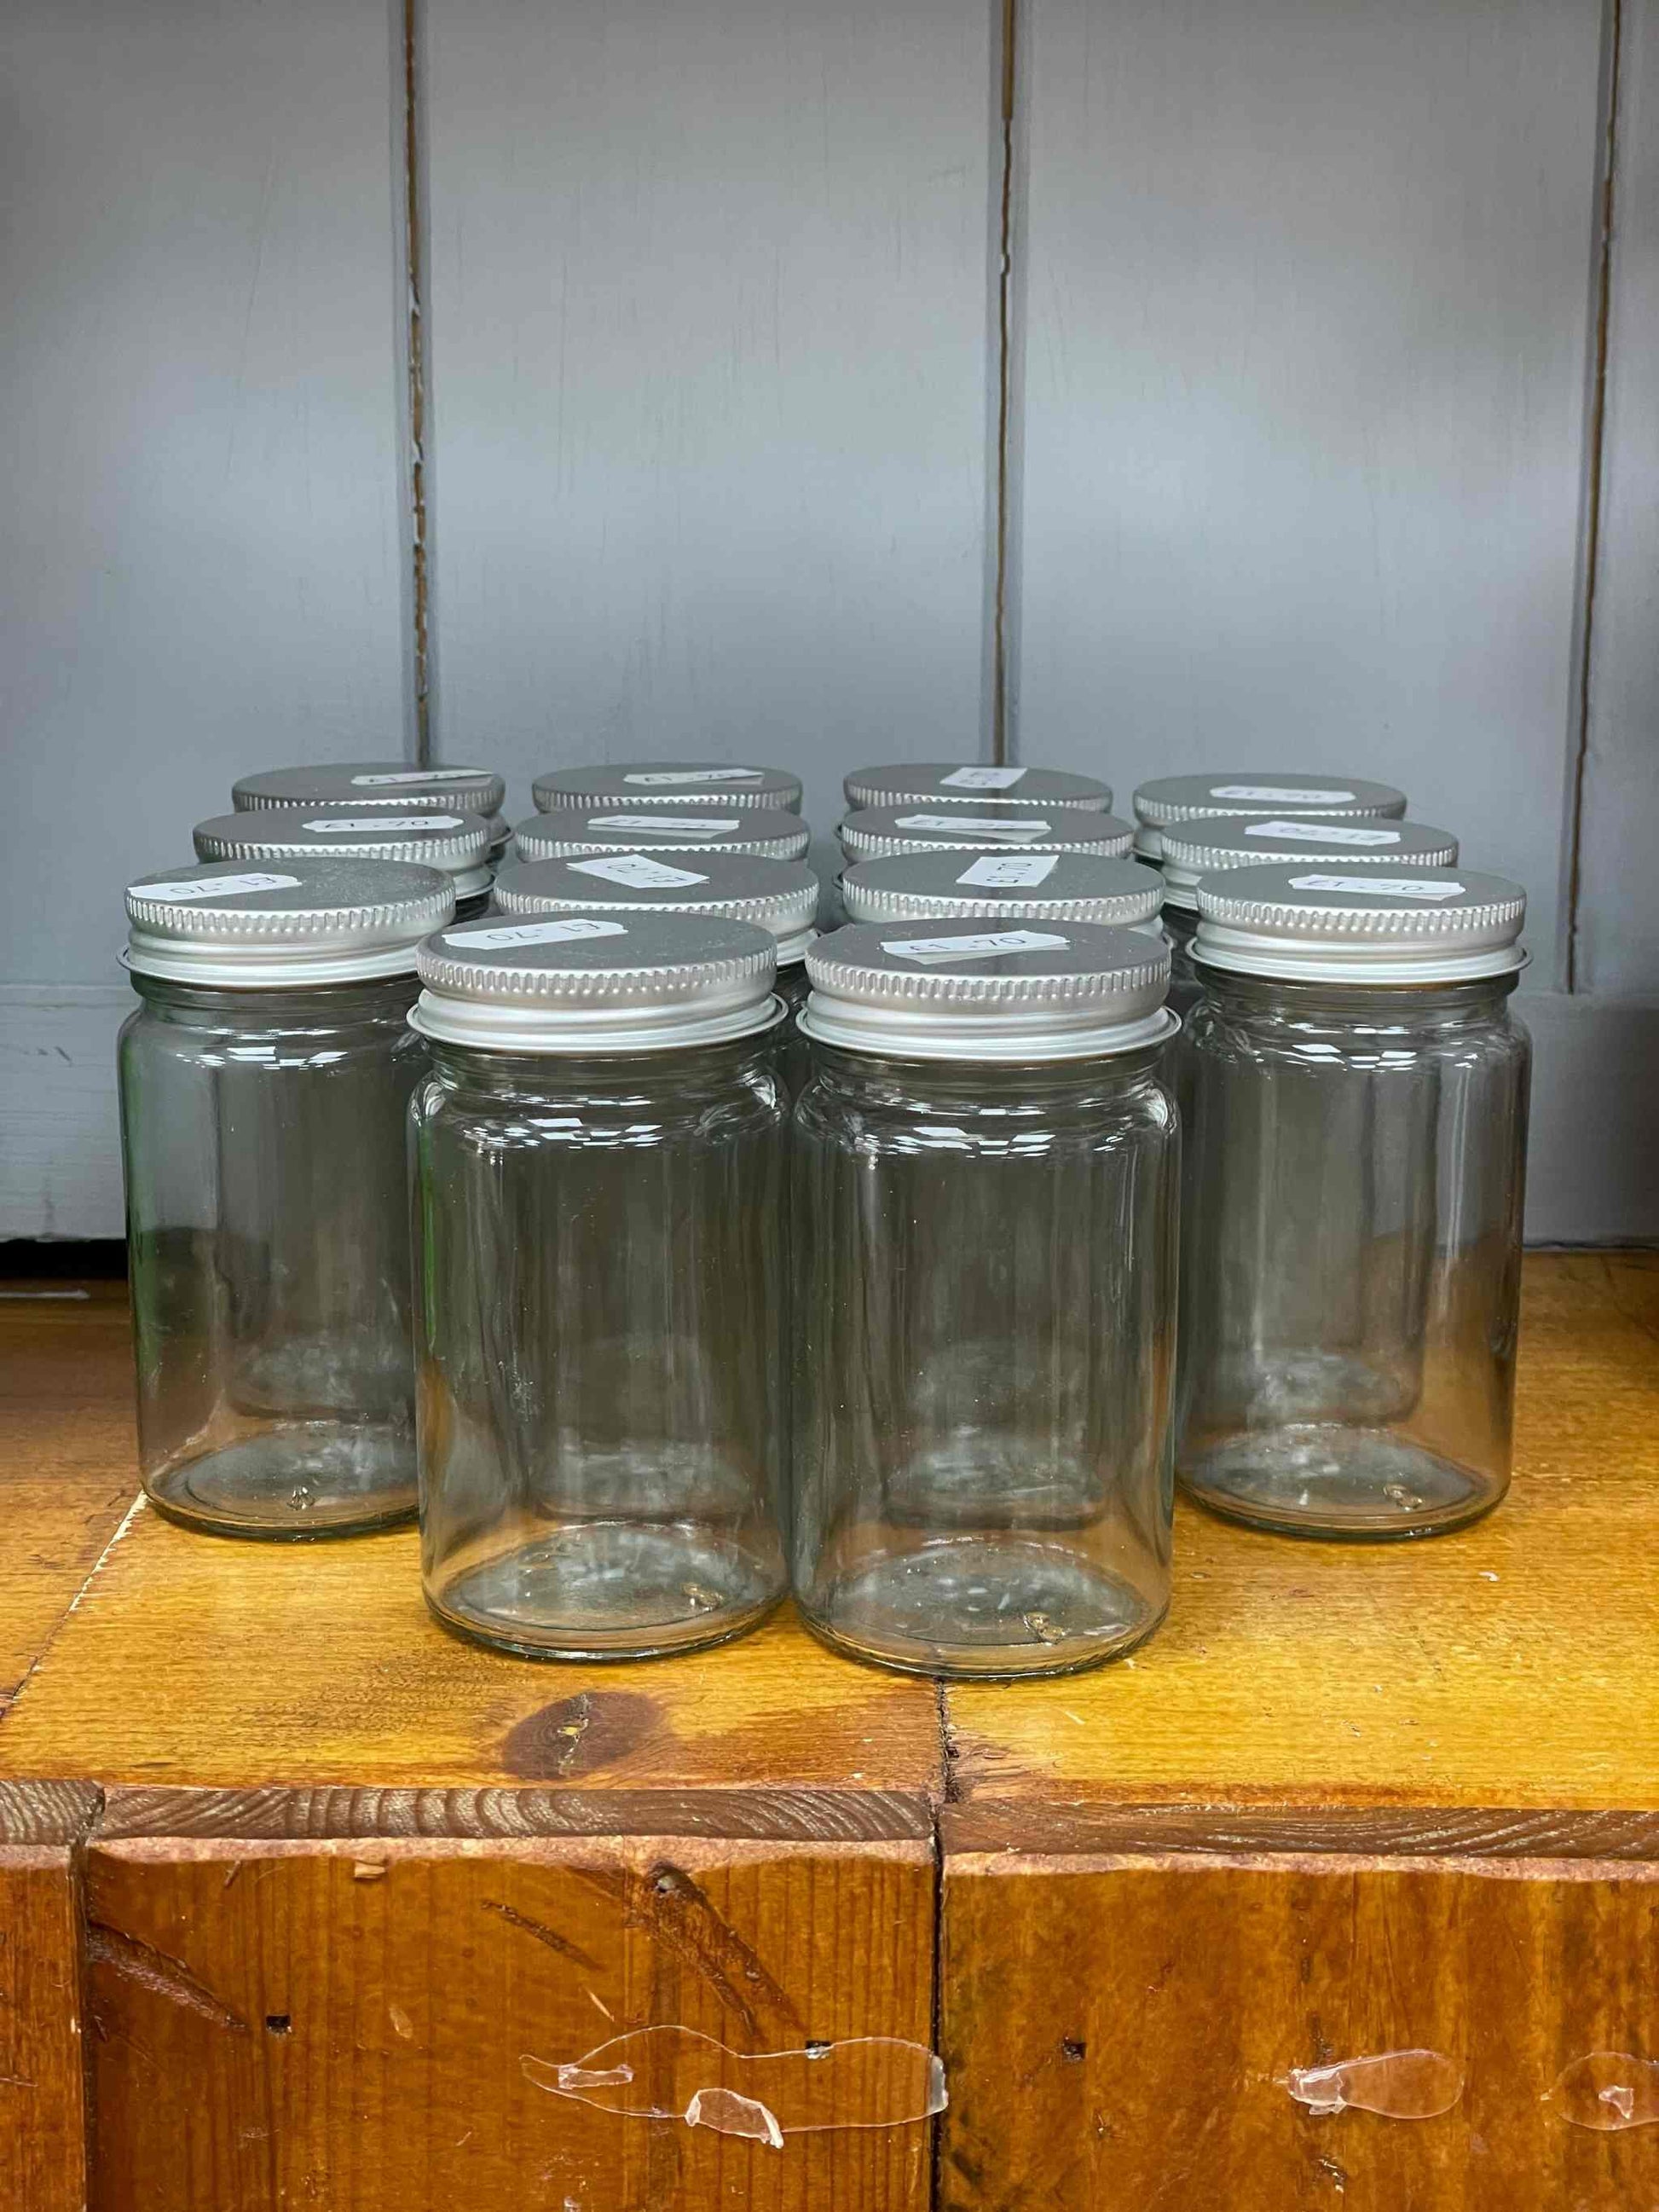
0, 0, 1653, 1239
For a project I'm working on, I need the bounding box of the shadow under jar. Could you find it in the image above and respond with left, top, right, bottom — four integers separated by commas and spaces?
1176, 863, 1530, 1540
490, 848, 818, 1087
792, 918, 1180, 1680
118, 856, 454, 1537
409, 909, 789, 1660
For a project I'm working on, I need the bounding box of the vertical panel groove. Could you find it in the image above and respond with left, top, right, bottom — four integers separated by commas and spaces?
400, 0, 434, 765
1565, 0, 1624, 993
990, 0, 1021, 765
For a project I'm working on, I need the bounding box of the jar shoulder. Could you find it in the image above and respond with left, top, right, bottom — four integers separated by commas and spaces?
792, 1068, 1177, 1155
1187, 990, 1530, 1070
413, 1063, 788, 1148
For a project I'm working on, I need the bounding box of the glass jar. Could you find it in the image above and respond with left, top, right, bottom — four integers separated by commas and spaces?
233, 759, 510, 867
1177, 864, 1529, 1540
533, 760, 803, 815
491, 850, 818, 1087
792, 918, 1180, 1678
838, 805, 1134, 867
409, 909, 789, 1659
118, 857, 454, 1537
1130, 771, 1408, 863
842, 848, 1165, 939
512, 806, 811, 866
844, 761, 1113, 813
1158, 815, 1459, 1020
195, 807, 494, 919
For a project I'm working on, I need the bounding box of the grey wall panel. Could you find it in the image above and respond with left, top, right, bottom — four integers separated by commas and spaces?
0, 0, 409, 1004
422, 0, 998, 840
1575, 0, 1659, 995
0, 990, 128, 1242
1520, 991, 1659, 1242
1010, 0, 1608, 973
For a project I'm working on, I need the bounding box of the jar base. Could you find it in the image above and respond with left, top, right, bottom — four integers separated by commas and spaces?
228, 1332, 413, 1424
1181, 1425, 1504, 1540
800, 1537, 1165, 1679
428, 1521, 785, 1660
146, 1422, 417, 1538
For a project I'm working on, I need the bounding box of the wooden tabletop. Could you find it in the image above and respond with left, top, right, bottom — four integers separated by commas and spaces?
3, 1254, 1657, 2212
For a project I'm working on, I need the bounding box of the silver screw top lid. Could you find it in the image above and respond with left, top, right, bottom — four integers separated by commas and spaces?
491, 853, 818, 964
193, 807, 494, 896
513, 807, 811, 864
125, 857, 454, 987
532, 761, 804, 814
1159, 815, 1459, 910
233, 760, 506, 821
1194, 863, 1526, 983
802, 917, 1174, 1063
412, 909, 779, 1054
1130, 771, 1408, 859
843, 762, 1113, 813
839, 805, 1134, 863
842, 849, 1164, 931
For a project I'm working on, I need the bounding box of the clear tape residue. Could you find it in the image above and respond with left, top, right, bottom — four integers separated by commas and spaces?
1286, 2050, 1464, 2120
523, 2026, 946, 2150
1547, 2052, 1659, 2131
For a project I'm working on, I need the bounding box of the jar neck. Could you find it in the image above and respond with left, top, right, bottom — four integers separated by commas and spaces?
427, 1031, 781, 1103
1197, 965, 1520, 1029
130, 970, 419, 1028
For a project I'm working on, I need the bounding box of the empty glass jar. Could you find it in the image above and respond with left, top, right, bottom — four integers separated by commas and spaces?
1130, 771, 1408, 862
792, 918, 1180, 1677
233, 759, 510, 865
194, 807, 494, 919
843, 762, 1113, 813
1157, 815, 1458, 1020
838, 805, 1134, 866
1177, 864, 1529, 1539
533, 760, 804, 815
410, 909, 789, 1659
842, 848, 1165, 939
513, 806, 811, 866
118, 856, 454, 1536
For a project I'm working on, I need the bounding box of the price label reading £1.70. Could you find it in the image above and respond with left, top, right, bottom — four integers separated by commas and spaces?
887, 929, 1070, 966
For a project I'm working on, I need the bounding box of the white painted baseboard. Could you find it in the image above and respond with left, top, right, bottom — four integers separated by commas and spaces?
1, 983, 1654, 1245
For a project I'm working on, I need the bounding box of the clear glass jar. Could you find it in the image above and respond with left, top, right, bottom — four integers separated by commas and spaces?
839, 805, 1134, 869
513, 806, 811, 866
533, 759, 804, 815
1177, 864, 1529, 1540
231, 759, 510, 869
410, 909, 789, 1659
792, 918, 1180, 1678
194, 807, 494, 918
1130, 771, 1408, 863
118, 857, 454, 1537
843, 761, 1113, 814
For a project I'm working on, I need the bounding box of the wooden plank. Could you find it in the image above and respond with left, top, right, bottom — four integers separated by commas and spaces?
939, 1847, 1659, 2211
942, 1252, 1659, 1810
1575, 0, 1659, 994
1011, 0, 1607, 973
0, 1782, 99, 2212
0, 0, 410, 1227
423, 0, 997, 844
84, 1831, 936, 2211
0, 1283, 137, 1701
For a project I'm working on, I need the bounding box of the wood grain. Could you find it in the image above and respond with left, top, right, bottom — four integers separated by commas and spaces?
0, 1283, 140, 1700
944, 1253, 1659, 1811
85, 1833, 935, 2212
939, 1850, 1659, 2212
0, 1785, 98, 2212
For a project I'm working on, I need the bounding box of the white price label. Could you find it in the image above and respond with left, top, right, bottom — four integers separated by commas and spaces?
955, 853, 1061, 888
352, 768, 488, 787
449, 918, 630, 949
1210, 784, 1357, 804
939, 766, 1028, 790
587, 814, 738, 838
895, 814, 1051, 843
303, 814, 465, 833
886, 928, 1070, 966
568, 855, 708, 889
141, 871, 300, 900
1287, 875, 1464, 901
621, 768, 767, 786
1242, 819, 1401, 846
